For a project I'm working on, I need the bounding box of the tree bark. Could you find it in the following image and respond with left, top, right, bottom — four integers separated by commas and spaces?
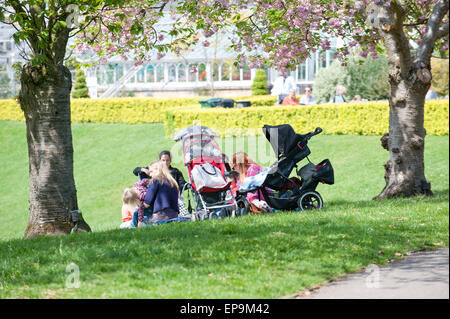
372, 2, 439, 200
376, 75, 433, 199
20, 63, 91, 238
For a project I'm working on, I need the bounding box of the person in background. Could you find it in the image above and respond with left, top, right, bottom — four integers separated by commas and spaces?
282, 89, 299, 105
133, 150, 186, 191
425, 88, 438, 100
351, 95, 362, 102
271, 74, 296, 105
331, 85, 347, 103
299, 87, 317, 105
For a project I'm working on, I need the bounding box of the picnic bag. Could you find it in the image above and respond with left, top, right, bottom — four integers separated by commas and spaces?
191, 163, 228, 191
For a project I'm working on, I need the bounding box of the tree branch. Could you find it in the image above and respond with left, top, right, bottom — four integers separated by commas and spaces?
391, 0, 407, 30
436, 21, 449, 38
415, 0, 449, 64
69, 5, 107, 38
378, 2, 411, 78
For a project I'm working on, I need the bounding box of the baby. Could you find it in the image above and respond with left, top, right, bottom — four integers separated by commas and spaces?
132, 177, 153, 227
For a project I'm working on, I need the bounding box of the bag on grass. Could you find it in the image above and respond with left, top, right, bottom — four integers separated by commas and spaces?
178, 197, 188, 216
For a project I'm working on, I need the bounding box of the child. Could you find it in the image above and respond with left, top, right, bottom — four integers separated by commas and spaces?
131, 176, 153, 227
120, 188, 140, 229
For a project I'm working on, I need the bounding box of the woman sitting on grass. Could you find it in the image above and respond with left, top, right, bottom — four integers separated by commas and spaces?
138, 160, 180, 227
133, 150, 186, 191
231, 152, 271, 213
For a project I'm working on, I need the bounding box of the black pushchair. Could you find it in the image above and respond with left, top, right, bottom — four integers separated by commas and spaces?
236, 124, 334, 211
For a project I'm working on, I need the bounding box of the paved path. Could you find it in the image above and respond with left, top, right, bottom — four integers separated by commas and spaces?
300, 248, 449, 299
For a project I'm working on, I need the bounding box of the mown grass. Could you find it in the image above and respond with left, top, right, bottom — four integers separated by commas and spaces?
0, 120, 448, 298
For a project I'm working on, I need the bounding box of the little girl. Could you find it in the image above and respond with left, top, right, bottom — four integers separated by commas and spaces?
120, 187, 140, 229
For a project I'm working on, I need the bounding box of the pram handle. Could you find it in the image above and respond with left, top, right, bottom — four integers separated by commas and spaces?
306, 127, 322, 140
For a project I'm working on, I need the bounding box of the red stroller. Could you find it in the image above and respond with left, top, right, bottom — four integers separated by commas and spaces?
174, 126, 237, 220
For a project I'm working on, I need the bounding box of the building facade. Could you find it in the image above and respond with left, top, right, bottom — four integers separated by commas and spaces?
0, 24, 340, 99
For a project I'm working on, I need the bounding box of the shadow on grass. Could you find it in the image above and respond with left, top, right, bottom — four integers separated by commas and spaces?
326, 189, 449, 210
0, 190, 448, 297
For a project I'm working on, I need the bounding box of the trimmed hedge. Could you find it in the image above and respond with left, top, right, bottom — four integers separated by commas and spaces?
0, 97, 205, 124
1, 97, 447, 137
0, 95, 277, 124
164, 100, 449, 137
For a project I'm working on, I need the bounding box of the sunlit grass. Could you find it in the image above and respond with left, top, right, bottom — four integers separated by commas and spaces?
0, 121, 448, 298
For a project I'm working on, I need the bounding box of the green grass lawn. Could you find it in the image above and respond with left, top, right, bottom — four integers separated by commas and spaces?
0, 120, 448, 298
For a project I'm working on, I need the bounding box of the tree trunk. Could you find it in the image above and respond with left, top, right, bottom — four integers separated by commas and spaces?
20, 63, 91, 238
376, 70, 433, 199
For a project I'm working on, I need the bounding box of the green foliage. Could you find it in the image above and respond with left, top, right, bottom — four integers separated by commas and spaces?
0, 73, 11, 99
65, 57, 80, 71
0, 121, 448, 297
251, 69, 268, 95
431, 58, 449, 96
314, 55, 390, 103
1, 97, 447, 136
72, 70, 90, 99
0, 96, 277, 123
164, 100, 449, 137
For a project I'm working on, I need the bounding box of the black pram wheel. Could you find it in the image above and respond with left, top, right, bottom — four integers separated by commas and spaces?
236, 197, 250, 216
298, 191, 323, 211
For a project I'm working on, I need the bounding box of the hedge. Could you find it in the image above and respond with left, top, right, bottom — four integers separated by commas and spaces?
164, 100, 449, 137
1, 97, 447, 137
0, 95, 277, 124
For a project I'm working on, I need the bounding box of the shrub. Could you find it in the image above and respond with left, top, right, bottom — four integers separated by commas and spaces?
0, 95, 277, 123
72, 70, 90, 99
164, 100, 449, 137
3, 97, 446, 138
251, 69, 268, 95
431, 58, 449, 96
313, 55, 390, 103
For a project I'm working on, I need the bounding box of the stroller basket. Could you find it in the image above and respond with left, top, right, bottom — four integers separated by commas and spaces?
313, 159, 334, 185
